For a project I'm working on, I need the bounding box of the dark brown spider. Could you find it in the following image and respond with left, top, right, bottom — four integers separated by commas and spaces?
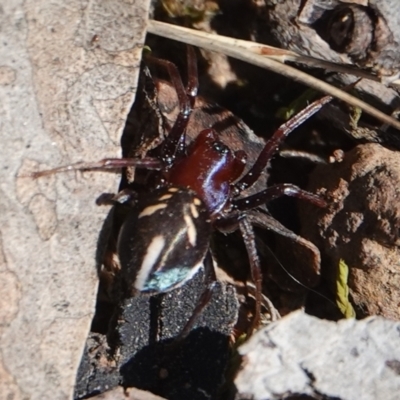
33, 46, 330, 337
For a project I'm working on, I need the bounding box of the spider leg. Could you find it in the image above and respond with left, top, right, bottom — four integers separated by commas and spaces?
233, 183, 327, 211
234, 95, 332, 192
175, 250, 217, 341
29, 157, 163, 178
247, 211, 321, 288
185, 45, 198, 101
148, 46, 198, 165
239, 218, 262, 334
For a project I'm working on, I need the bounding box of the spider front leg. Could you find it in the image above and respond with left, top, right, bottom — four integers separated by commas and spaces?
148, 46, 198, 165
234, 95, 332, 192
233, 183, 327, 211
31, 47, 199, 179
30, 157, 163, 179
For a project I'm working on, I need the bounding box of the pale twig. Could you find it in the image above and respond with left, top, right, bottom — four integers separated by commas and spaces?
147, 20, 400, 131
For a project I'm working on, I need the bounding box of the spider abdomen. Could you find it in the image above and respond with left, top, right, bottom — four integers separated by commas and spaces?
117, 186, 212, 295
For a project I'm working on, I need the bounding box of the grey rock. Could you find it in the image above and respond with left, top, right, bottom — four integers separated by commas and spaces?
235, 311, 400, 400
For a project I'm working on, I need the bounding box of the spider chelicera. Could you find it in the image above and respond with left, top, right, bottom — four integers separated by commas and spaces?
33, 46, 330, 337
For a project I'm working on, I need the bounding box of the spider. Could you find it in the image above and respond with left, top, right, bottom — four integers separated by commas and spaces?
33, 46, 330, 337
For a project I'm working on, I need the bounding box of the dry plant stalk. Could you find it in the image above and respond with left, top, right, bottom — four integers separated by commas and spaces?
147, 20, 400, 131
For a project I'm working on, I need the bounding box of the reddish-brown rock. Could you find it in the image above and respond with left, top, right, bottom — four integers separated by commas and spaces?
302, 143, 400, 319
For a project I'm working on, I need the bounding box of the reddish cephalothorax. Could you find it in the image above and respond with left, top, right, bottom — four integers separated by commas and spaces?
33, 46, 330, 337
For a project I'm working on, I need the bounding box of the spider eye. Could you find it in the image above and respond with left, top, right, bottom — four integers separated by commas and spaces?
117, 187, 212, 294
212, 141, 229, 154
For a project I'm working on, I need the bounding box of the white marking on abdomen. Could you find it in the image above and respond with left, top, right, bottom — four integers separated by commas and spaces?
184, 213, 197, 247
134, 235, 165, 290
159, 194, 173, 201
190, 203, 199, 218
138, 203, 167, 218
